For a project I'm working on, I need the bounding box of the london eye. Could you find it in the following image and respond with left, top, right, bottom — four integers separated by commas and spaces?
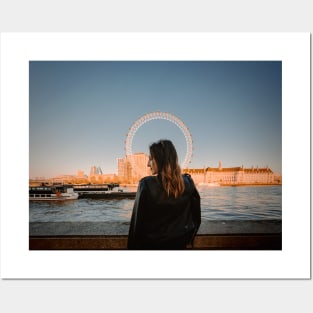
125, 111, 193, 169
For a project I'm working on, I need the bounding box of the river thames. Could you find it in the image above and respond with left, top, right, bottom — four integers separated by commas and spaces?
29, 185, 282, 222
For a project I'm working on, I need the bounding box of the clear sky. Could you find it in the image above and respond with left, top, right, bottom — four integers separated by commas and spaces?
29, 61, 282, 178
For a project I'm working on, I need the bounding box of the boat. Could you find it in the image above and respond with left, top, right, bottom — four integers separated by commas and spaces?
72, 184, 136, 199
77, 191, 136, 199
73, 184, 113, 194
29, 185, 79, 201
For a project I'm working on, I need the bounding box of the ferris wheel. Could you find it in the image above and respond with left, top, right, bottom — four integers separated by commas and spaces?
125, 111, 193, 169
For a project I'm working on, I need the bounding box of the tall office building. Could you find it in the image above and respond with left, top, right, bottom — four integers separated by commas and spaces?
117, 158, 125, 179
118, 153, 151, 183
90, 165, 103, 177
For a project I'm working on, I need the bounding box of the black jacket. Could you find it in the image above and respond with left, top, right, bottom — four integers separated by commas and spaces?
127, 173, 201, 250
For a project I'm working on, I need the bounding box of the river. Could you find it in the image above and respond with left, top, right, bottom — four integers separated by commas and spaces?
29, 185, 282, 222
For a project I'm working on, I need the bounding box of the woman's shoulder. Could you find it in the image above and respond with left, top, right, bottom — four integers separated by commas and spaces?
138, 175, 162, 196
182, 173, 196, 190
140, 175, 156, 182
139, 175, 159, 187
182, 173, 192, 183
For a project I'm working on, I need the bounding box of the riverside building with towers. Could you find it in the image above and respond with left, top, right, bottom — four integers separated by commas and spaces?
183, 161, 280, 185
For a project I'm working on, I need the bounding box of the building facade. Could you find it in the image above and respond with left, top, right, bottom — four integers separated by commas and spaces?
183, 162, 278, 185
118, 153, 151, 183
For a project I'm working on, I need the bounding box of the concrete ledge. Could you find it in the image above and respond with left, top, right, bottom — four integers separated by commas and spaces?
29, 220, 281, 250
30, 236, 128, 250
29, 233, 281, 250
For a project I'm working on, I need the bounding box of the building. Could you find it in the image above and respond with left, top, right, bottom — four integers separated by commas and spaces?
118, 153, 151, 183
183, 162, 278, 185
89, 166, 103, 177
77, 170, 85, 178
117, 158, 126, 179
50, 174, 76, 184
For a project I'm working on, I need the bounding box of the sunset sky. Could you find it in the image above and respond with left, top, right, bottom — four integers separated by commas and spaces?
29, 61, 282, 178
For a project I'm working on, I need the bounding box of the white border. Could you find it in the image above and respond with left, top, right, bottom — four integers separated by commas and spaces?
0, 33, 310, 279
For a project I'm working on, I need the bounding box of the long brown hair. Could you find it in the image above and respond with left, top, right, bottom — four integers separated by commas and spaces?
149, 139, 185, 198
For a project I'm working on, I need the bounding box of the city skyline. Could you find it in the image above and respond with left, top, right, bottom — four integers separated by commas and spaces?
29, 61, 282, 178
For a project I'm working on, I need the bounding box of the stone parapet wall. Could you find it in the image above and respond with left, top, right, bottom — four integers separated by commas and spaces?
29, 220, 282, 250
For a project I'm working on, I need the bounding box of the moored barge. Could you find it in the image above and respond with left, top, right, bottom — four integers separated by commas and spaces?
29, 185, 79, 201
72, 184, 136, 199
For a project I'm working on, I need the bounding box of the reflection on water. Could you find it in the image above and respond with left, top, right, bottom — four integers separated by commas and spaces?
29, 185, 281, 222
198, 185, 281, 220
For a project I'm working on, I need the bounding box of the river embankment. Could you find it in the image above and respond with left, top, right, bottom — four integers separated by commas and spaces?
29, 219, 282, 250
